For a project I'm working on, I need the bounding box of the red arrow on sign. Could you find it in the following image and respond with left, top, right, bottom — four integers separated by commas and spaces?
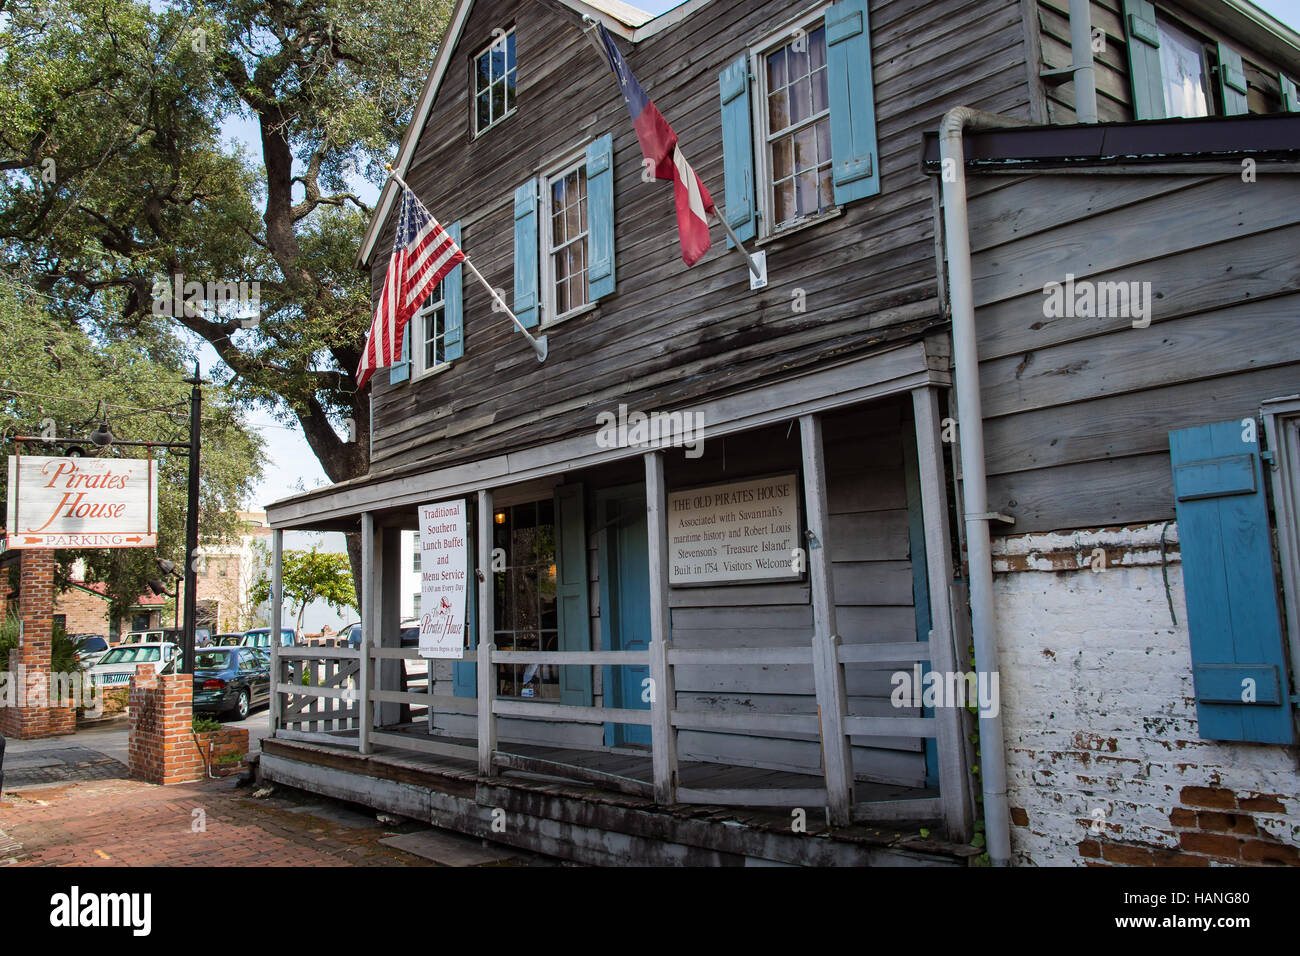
24, 536, 42, 544
125, 536, 142, 543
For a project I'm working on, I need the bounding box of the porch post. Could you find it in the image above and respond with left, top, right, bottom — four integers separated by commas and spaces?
377, 526, 404, 726
911, 386, 976, 840
644, 451, 678, 804
476, 489, 497, 776
360, 511, 375, 754
269, 528, 283, 735
799, 414, 854, 825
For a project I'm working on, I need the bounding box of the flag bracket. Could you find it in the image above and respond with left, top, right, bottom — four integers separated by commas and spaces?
385, 167, 548, 364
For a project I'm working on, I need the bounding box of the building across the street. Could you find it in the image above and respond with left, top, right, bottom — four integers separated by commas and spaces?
258, 0, 1300, 867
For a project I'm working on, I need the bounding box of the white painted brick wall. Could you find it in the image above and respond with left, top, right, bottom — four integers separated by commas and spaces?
992, 525, 1300, 866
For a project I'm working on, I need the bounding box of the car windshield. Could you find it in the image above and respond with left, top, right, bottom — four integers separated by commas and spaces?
100, 647, 163, 664
194, 650, 233, 669
81, 637, 108, 652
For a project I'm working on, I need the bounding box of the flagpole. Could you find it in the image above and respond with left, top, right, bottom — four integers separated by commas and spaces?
385, 166, 548, 363
580, 16, 764, 283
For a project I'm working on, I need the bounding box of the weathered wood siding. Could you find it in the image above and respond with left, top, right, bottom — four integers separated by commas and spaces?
968, 168, 1300, 532
368, 0, 1032, 477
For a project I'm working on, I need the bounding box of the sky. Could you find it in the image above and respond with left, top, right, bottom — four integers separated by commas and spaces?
229, 0, 1300, 513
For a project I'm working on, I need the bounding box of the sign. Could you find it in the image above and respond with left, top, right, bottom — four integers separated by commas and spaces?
667, 473, 801, 585
5, 456, 158, 550
417, 499, 469, 659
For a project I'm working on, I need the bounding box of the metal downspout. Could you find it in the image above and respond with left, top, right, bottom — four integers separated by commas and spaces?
938, 107, 1031, 867
1070, 0, 1099, 123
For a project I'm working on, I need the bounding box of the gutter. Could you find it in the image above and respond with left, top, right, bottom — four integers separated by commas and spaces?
937, 106, 1033, 868
1068, 0, 1098, 124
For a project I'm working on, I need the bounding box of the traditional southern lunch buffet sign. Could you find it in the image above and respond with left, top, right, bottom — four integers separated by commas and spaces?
6, 455, 159, 549
417, 498, 469, 658
667, 473, 801, 585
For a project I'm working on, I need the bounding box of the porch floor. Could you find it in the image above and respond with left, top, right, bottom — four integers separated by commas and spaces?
259, 724, 977, 867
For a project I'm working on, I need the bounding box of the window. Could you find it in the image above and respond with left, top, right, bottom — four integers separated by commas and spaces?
541, 158, 589, 322
412, 540, 422, 572
1156, 18, 1212, 118
412, 279, 448, 376
492, 500, 558, 700
412, 593, 422, 617
758, 21, 834, 232
474, 29, 516, 135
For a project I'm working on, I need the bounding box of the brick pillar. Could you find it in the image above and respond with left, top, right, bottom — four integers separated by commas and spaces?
128, 667, 204, 784
0, 549, 74, 739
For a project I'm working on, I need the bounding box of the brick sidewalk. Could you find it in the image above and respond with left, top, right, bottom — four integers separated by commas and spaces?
0, 775, 434, 867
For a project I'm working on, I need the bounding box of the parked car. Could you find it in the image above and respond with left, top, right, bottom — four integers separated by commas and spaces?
341, 622, 362, 650
118, 629, 164, 646
73, 634, 110, 667
241, 626, 297, 649
87, 642, 180, 690
211, 633, 245, 647
190, 647, 272, 720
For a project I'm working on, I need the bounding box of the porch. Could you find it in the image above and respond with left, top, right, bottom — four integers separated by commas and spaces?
260, 340, 982, 865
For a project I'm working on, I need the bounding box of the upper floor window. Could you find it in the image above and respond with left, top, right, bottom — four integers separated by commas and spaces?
542, 157, 589, 322
758, 20, 833, 232
413, 278, 448, 376
474, 30, 516, 135
1156, 18, 1212, 118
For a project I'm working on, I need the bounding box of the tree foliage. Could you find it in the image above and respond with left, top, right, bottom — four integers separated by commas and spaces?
0, 279, 264, 618
1, 0, 454, 587
249, 545, 357, 631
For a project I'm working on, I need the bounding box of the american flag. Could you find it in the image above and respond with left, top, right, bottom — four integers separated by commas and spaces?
596, 23, 714, 266
356, 187, 465, 389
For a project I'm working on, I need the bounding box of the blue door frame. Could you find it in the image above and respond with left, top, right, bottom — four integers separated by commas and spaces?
596, 484, 653, 747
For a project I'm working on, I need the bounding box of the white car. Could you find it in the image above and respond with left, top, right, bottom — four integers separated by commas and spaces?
87, 642, 181, 690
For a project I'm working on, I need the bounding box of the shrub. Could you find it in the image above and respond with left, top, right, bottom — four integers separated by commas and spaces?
192, 715, 222, 733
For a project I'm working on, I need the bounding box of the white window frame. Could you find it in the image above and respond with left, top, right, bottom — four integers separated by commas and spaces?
473, 28, 517, 137
749, 4, 835, 239
411, 279, 451, 379
539, 150, 595, 327
1261, 396, 1300, 697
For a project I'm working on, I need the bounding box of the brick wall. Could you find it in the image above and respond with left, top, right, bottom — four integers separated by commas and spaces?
0, 549, 76, 739
54, 586, 112, 635
127, 667, 248, 784
993, 524, 1300, 866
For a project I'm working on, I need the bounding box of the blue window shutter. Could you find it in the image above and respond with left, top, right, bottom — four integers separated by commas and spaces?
1217, 42, 1249, 115
513, 180, 540, 329
1281, 73, 1299, 112
585, 134, 616, 301
389, 323, 411, 383
718, 55, 756, 245
825, 0, 881, 205
1122, 0, 1166, 120
443, 221, 465, 361
1169, 420, 1295, 744
453, 502, 478, 698
555, 483, 592, 706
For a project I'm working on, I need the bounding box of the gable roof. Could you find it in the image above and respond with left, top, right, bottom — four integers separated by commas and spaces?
358, 0, 715, 268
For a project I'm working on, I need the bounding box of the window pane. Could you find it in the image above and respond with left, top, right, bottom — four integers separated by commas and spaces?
788, 38, 809, 84
771, 137, 792, 180
767, 46, 786, 91
811, 66, 828, 115
1157, 20, 1210, 118
819, 167, 834, 208
815, 118, 831, 168
492, 80, 506, 122
506, 32, 516, 72
793, 125, 816, 172
809, 27, 826, 70
796, 170, 818, 217
476, 91, 491, 132
476, 54, 490, 92
768, 89, 789, 131
505, 73, 516, 114
789, 73, 809, 125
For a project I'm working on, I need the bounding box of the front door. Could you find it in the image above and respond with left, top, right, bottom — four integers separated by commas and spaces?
597, 486, 652, 746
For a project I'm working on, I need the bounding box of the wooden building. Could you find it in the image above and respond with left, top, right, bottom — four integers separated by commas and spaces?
261, 0, 1300, 866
